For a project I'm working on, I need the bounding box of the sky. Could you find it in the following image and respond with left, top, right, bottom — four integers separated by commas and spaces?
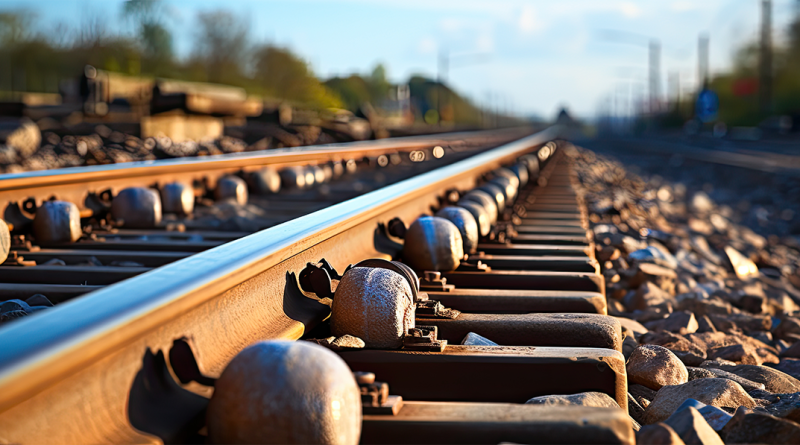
3, 0, 799, 119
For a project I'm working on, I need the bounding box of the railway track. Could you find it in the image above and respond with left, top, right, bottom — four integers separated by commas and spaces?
0, 125, 638, 444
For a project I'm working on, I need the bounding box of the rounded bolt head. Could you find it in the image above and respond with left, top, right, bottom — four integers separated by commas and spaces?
510, 163, 529, 187
311, 165, 327, 184
248, 168, 281, 195
160, 182, 194, 215
32, 201, 81, 244
354, 371, 375, 385
456, 200, 491, 237
424, 271, 442, 281
111, 188, 162, 228
460, 190, 498, 224
304, 167, 316, 188
207, 340, 361, 445
331, 267, 415, 349
280, 166, 307, 189
0, 219, 10, 263
402, 216, 464, 272
520, 154, 540, 179
215, 176, 248, 205
435, 206, 479, 254
489, 175, 517, 204
476, 183, 506, 213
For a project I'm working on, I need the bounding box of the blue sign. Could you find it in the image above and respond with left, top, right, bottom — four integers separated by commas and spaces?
696, 89, 719, 123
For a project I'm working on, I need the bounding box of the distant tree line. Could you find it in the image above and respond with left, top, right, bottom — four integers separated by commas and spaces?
0, 0, 486, 125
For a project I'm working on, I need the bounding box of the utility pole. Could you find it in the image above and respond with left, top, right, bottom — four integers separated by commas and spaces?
759, 0, 773, 114
437, 50, 448, 126
698, 33, 709, 89
648, 39, 661, 114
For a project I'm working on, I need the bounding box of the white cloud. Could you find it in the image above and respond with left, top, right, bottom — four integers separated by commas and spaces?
518, 4, 542, 34
418, 37, 437, 54
670, 1, 700, 12
619, 2, 642, 18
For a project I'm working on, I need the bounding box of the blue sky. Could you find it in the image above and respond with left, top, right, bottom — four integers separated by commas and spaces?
4, 0, 799, 118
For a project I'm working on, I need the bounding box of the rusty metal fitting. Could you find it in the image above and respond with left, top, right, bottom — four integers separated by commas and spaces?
355, 372, 403, 416
215, 176, 248, 205
32, 201, 81, 244
419, 271, 455, 292
111, 187, 162, 229
247, 168, 281, 195
435, 206, 479, 254
402, 216, 464, 272
402, 326, 447, 352
207, 340, 361, 445
160, 182, 194, 215
520, 154, 540, 180
460, 190, 498, 225
330, 267, 415, 349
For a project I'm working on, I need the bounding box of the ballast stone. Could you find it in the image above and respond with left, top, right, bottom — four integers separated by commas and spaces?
330, 267, 415, 349
207, 340, 361, 445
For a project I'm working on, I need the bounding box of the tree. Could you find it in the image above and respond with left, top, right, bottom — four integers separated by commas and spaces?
123, 0, 173, 72
193, 10, 250, 83
253, 45, 342, 108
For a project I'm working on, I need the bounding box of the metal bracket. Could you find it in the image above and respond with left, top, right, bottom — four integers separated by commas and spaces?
415, 299, 460, 319
299, 259, 344, 300
403, 326, 447, 352
356, 372, 403, 416
419, 271, 455, 292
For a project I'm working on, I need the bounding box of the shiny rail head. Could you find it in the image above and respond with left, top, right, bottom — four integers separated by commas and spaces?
0, 126, 561, 416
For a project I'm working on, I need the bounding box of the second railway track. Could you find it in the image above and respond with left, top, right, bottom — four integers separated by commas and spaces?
0, 125, 639, 444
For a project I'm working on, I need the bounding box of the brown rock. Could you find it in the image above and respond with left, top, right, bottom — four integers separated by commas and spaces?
628, 345, 689, 390
686, 367, 716, 381
637, 423, 686, 445
721, 407, 800, 444
615, 316, 649, 338
643, 379, 756, 424
630, 263, 678, 294
775, 317, 800, 341
768, 358, 800, 380
629, 393, 647, 425
641, 331, 707, 366
701, 363, 800, 393
701, 367, 765, 392
696, 315, 717, 333
630, 383, 656, 407
629, 281, 674, 311
646, 311, 699, 334
664, 407, 724, 445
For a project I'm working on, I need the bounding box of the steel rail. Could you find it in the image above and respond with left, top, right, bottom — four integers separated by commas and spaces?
0, 127, 530, 209
0, 126, 560, 443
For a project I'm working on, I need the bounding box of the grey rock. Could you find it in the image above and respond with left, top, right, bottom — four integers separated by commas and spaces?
525, 391, 619, 408
721, 406, 800, 444
460, 332, 498, 346
702, 363, 800, 393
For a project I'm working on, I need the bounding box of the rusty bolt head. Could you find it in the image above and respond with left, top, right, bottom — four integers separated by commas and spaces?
215, 176, 248, 205
111, 187, 162, 229
207, 340, 361, 444
460, 190, 498, 225
476, 183, 506, 213
456, 200, 491, 237
33, 201, 81, 244
354, 372, 376, 385
248, 168, 281, 195
331, 267, 415, 349
160, 182, 194, 215
402, 216, 464, 272
435, 206, 479, 254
